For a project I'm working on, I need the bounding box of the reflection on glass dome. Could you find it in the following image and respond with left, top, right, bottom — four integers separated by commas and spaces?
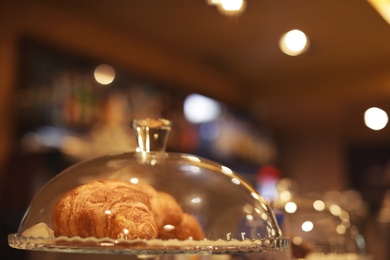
274, 178, 369, 259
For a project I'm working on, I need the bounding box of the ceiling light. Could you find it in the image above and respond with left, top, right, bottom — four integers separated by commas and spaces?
279, 29, 309, 56
368, 0, 390, 25
220, 0, 244, 11
207, 0, 246, 16
364, 107, 388, 130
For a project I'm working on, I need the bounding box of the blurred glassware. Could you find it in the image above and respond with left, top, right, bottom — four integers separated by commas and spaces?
273, 178, 370, 259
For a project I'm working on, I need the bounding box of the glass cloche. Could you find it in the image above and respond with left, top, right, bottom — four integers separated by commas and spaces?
8, 118, 288, 255
274, 179, 369, 260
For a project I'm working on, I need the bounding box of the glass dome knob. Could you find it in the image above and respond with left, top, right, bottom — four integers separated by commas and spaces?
132, 118, 172, 152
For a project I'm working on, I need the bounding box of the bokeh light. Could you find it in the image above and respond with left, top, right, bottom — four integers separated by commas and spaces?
313, 200, 326, 211
364, 107, 388, 130
279, 29, 309, 56
94, 64, 116, 85
285, 201, 297, 213
208, 0, 246, 16
301, 221, 314, 232
184, 93, 222, 124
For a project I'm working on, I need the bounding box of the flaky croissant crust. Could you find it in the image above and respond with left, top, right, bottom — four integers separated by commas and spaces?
52, 179, 205, 240
52, 180, 158, 239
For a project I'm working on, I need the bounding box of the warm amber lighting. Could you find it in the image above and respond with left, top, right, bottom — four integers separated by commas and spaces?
339, 210, 350, 221
329, 204, 342, 216
220, 0, 244, 11
207, 0, 246, 16
280, 190, 292, 202
94, 64, 115, 85
279, 29, 309, 56
364, 107, 388, 130
368, 0, 390, 24
336, 224, 346, 235
285, 201, 297, 213
292, 236, 303, 245
301, 221, 314, 232
313, 200, 326, 211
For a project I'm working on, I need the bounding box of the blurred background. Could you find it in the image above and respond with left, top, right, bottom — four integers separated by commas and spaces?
1, 0, 390, 259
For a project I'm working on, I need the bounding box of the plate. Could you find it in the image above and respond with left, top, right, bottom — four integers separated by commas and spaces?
8, 234, 288, 255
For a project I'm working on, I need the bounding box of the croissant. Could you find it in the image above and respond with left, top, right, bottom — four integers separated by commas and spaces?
124, 182, 183, 228
52, 179, 205, 240
52, 179, 158, 239
127, 182, 204, 239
